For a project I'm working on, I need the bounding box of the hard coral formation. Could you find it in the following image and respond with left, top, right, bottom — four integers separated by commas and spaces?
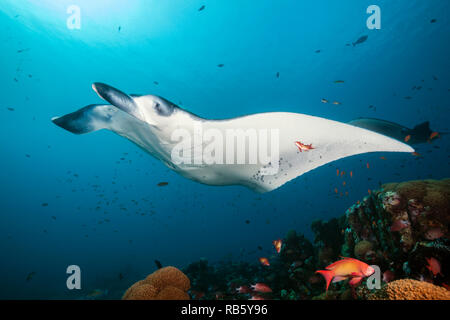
368, 279, 450, 300
122, 266, 190, 300
182, 178, 449, 300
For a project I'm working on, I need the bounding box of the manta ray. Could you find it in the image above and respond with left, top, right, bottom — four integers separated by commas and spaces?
52, 83, 414, 193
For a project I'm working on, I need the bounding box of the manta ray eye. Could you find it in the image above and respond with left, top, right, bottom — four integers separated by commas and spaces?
153, 100, 174, 116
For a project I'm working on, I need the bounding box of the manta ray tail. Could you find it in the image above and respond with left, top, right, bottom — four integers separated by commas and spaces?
51, 104, 117, 134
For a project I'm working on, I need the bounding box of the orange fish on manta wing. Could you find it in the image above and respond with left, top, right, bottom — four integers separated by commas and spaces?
295, 141, 315, 152
404, 135, 411, 142
315, 257, 375, 291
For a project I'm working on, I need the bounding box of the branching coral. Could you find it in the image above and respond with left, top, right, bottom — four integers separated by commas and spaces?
122, 266, 190, 300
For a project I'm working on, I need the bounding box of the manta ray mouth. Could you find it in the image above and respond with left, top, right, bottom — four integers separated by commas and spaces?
92, 82, 139, 118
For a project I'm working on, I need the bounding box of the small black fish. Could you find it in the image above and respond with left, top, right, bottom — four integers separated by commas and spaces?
118, 273, 124, 280
157, 182, 168, 187
217, 64, 224, 68
26, 272, 36, 282
51, 216, 56, 220
153, 81, 159, 85
430, 19, 437, 23
315, 49, 321, 53
198, 5, 205, 11
17, 48, 30, 53
155, 260, 163, 269
7, 107, 14, 111
245, 220, 250, 224
352, 35, 368, 46
118, 26, 121, 32
41, 203, 48, 207
276, 72, 280, 78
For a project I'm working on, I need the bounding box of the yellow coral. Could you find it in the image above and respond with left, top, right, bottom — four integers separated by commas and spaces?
155, 286, 190, 300
122, 266, 190, 300
145, 266, 190, 292
369, 279, 450, 300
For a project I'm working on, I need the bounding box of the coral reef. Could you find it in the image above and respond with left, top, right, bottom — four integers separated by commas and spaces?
122, 266, 190, 300
368, 279, 450, 300
182, 178, 449, 300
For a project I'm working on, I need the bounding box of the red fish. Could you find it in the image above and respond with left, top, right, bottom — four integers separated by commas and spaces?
251, 283, 272, 293
404, 135, 411, 142
366, 162, 370, 169
429, 132, 439, 141
272, 239, 282, 253
235, 285, 252, 294
390, 219, 410, 232
336, 169, 340, 176
350, 171, 353, 178
426, 257, 443, 277
315, 257, 375, 291
259, 257, 270, 266
295, 141, 315, 152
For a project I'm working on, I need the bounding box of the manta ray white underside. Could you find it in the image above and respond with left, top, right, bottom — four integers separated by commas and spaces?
52, 83, 414, 193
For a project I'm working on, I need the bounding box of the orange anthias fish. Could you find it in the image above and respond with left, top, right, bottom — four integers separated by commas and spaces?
404, 135, 411, 142
429, 132, 439, 141
315, 257, 375, 291
350, 171, 353, 178
259, 257, 270, 267
295, 141, 315, 152
251, 283, 272, 293
272, 239, 282, 254
426, 257, 443, 277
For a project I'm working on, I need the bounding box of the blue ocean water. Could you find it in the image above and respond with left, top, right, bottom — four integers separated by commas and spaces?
0, 0, 449, 299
